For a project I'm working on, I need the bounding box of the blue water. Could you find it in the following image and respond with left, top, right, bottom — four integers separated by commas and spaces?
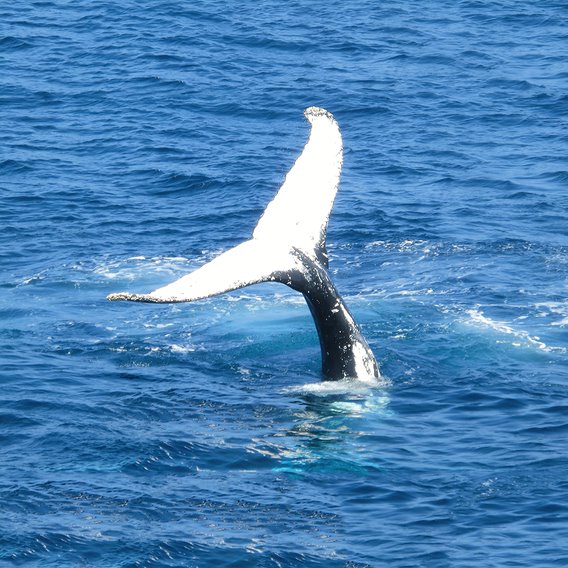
1, 1, 567, 566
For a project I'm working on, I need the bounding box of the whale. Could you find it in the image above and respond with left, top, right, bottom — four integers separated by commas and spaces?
108, 107, 380, 382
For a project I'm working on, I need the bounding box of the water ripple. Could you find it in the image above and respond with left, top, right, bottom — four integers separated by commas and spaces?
1, 0, 567, 565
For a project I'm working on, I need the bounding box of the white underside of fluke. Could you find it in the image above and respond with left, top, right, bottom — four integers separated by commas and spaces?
252, 107, 342, 263
108, 107, 342, 303
141, 240, 297, 302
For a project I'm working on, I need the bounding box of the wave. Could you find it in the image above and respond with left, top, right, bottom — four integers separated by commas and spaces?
535, 301, 568, 328
0, 159, 35, 174
464, 308, 566, 354
0, 36, 34, 50
129, 169, 224, 197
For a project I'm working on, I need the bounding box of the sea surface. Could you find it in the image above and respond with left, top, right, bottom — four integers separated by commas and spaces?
1, 1, 567, 566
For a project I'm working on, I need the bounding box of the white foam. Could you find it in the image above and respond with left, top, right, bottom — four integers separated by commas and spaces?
366, 239, 428, 252
284, 374, 390, 396
170, 343, 195, 353
534, 301, 568, 327
465, 308, 566, 354
327, 395, 391, 417
94, 256, 194, 282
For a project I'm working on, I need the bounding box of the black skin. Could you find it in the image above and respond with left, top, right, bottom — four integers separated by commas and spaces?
274, 248, 379, 380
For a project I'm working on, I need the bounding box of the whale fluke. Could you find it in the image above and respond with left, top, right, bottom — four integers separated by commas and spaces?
108, 107, 379, 382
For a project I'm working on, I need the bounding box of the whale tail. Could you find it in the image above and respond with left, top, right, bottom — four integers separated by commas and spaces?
108, 107, 379, 381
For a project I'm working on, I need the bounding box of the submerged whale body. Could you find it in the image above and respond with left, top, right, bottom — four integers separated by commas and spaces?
108, 107, 380, 382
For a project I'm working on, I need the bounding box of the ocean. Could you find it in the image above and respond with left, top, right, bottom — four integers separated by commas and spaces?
1, 1, 567, 566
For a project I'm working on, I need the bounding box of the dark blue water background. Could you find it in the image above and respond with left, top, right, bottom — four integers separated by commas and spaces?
1, 1, 567, 566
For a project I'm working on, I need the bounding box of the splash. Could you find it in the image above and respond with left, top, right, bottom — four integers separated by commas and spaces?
284, 374, 390, 395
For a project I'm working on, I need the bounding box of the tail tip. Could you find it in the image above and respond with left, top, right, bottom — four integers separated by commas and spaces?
107, 292, 137, 301
304, 106, 335, 123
